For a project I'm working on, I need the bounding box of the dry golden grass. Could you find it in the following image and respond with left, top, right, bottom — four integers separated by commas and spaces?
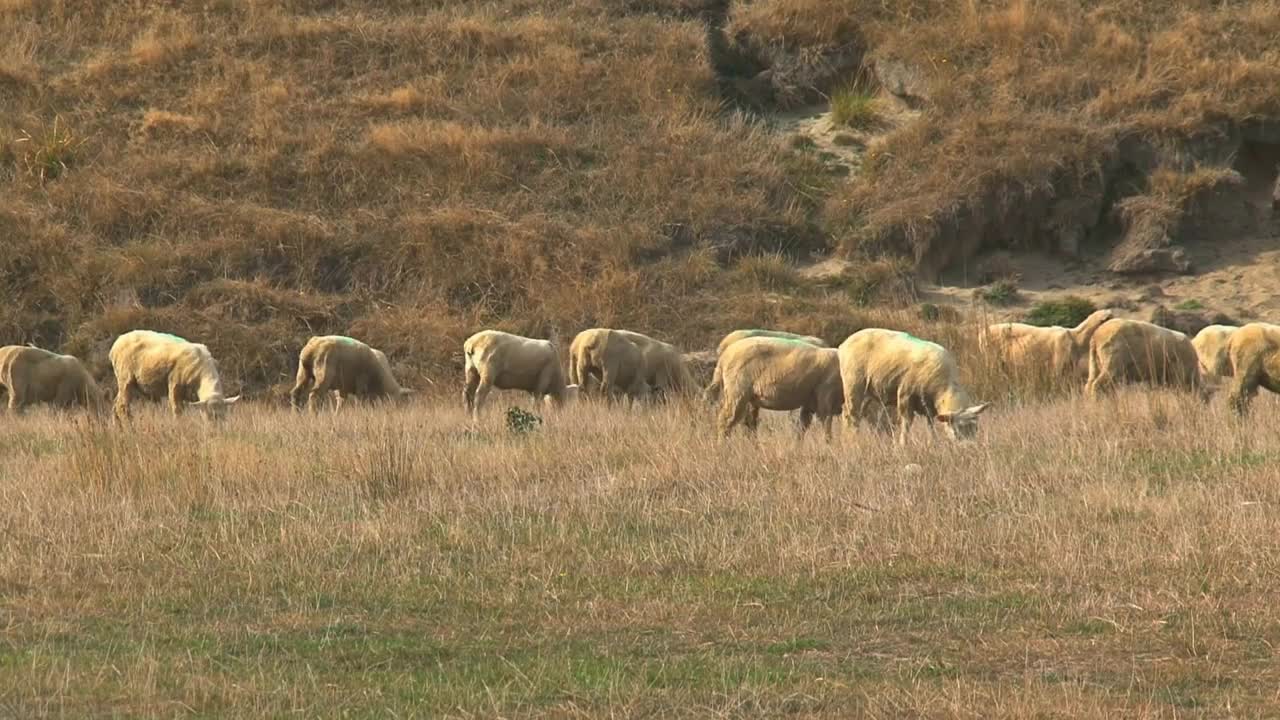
2, 389, 1280, 716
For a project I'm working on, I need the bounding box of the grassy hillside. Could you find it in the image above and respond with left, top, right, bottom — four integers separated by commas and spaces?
3, 0, 1278, 394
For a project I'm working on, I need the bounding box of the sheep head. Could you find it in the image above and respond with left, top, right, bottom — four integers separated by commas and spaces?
190, 394, 241, 421
936, 402, 991, 441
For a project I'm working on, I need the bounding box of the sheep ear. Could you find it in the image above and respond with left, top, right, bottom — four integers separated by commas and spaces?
966, 402, 991, 415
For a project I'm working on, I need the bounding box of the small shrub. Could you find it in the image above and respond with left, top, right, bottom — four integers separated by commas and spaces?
1025, 296, 1097, 327
356, 429, 417, 503
836, 257, 917, 307
919, 302, 941, 321
830, 88, 879, 130
831, 133, 862, 147
734, 253, 800, 291
506, 407, 543, 434
12, 116, 86, 183
977, 280, 1019, 306
1174, 298, 1204, 311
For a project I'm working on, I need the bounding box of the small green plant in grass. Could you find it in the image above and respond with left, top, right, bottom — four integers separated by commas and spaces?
1174, 298, 1204, 311
977, 280, 1019, 306
12, 116, 87, 183
506, 406, 543, 434
830, 87, 879, 130
1025, 296, 1097, 327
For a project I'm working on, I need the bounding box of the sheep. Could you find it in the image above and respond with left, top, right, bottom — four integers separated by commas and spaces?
980, 309, 1113, 381
715, 329, 827, 358
463, 330, 578, 418
1191, 324, 1238, 378
1084, 319, 1204, 398
109, 330, 240, 421
715, 337, 842, 439
290, 335, 415, 412
838, 329, 990, 445
1226, 322, 1280, 416
706, 329, 827, 403
568, 328, 650, 402
0, 345, 103, 414
611, 329, 698, 400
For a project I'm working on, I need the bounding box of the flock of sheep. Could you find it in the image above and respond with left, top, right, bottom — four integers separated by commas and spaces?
0, 314, 1277, 443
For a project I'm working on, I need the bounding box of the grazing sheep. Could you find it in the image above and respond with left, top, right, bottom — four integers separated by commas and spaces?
716, 329, 827, 358
1226, 322, 1280, 415
290, 335, 415, 412
839, 329, 990, 445
612, 329, 697, 399
706, 329, 827, 403
0, 345, 103, 414
568, 328, 650, 402
1084, 319, 1204, 398
715, 337, 842, 439
980, 309, 1113, 380
1191, 324, 1238, 378
109, 330, 240, 421
463, 330, 577, 418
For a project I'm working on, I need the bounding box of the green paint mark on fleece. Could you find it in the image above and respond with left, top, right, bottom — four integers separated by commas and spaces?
152, 332, 188, 344
897, 332, 941, 350
333, 336, 363, 346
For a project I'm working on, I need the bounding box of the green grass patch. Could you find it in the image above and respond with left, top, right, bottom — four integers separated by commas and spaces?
1025, 295, 1097, 327
830, 87, 879, 129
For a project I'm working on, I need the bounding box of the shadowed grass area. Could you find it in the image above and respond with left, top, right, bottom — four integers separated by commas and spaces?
2, 392, 1280, 716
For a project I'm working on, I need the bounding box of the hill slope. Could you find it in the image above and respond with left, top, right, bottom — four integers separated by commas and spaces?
3, 0, 1278, 393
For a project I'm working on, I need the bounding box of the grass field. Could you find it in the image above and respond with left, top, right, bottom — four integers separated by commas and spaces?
3, 391, 1279, 717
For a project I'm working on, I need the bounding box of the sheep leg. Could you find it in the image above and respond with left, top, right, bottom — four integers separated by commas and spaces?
820, 414, 834, 442
718, 395, 749, 437
7, 385, 24, 415
471, 376, 494, 418
114, 380, 136, 423
168, 383, 185, 416
463, 366, 481, 413
893, 388, 916, 446
743, 405, 760, 435
842, 382, 863, 432
290, 363, 312, 412
1229, 363, 1261, 416
797, 409, 814, 438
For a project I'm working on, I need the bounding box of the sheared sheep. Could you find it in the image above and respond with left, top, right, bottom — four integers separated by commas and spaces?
1191, 324, 1238, 378
568, 328, 650, 403
839, 329, 990, 445
1226, 322, 1280, 415
612, 329, 697, 399
981, 309, 1113, 381
715, 337, 842, 439
463, 330, 577, 418
1084, 319, 1204, 398
0, 345, 103, 414
109, 330, 240, 421
706, 329, 827, 403
290, 335, 414, 412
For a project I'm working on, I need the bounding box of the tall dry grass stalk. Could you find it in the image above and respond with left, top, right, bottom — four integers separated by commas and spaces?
2, 391, 1279, 715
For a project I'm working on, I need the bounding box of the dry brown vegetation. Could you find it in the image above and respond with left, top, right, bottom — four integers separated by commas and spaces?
3, 391, 1280, 716
4, 1, 1277, 395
